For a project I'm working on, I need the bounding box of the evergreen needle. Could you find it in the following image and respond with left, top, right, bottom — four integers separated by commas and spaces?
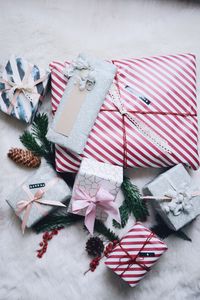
113, 177, 149, 228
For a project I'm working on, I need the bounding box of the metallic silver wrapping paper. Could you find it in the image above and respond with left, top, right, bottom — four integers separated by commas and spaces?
47, 53, 117, 154
143, 164, 200, 231
6, 164, 71, 228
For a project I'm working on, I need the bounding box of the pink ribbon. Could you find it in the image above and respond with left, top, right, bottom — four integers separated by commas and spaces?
72, 187, 121, 235
16, 178, 66, 234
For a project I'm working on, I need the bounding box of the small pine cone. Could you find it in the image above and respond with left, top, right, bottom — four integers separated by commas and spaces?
8, 148, 41, 168
86, 237, 104, 257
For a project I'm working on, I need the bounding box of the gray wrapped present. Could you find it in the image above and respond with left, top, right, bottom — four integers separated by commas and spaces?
6, 164, 71, 233
0, 55, 50, 123
143, 164, 200, 231
68, 158, 123, 234
47, 53, 117, 154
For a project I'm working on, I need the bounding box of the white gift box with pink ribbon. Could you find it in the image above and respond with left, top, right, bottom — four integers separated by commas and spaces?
6, 164, 71, 233
143, 164, 200, 231
68, 158, 123, 235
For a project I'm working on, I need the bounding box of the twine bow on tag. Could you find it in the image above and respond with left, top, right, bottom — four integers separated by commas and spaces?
16, 178, 66, 234
63, 56, 96, 91
0, 65, 48, 115
72, 187, 120, 235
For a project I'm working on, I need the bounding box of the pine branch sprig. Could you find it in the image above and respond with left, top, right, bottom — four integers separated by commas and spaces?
94, 220, 119, 241
121, 177, 149, 222
32, 113, 49, 138
113, 201, 129, 229
33, 213, 119, 242
20, 113, 55, 167
31, 113, 53, 154
33, 213, 84, 233
113, 177, 149, 229
20, 131, 45, 157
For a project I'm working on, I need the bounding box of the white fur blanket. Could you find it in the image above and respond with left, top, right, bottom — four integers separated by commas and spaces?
1, 1, 200, 299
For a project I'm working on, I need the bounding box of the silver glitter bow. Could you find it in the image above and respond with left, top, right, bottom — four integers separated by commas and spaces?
64, 56, 96, 91
162, 183, 193, 216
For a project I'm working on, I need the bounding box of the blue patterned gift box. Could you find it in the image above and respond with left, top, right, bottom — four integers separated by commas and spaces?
0, 55, 50, 123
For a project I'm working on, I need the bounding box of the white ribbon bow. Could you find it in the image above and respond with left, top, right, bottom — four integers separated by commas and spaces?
6, 80, 35, 100
63, 56, 96, 91
163, 183, 193, 216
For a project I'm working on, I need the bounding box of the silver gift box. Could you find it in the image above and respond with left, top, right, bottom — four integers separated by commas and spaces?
143, 164, 200, 231
47, 53, 117, 154
6, 164, 71, 229
68, 158, 123, 221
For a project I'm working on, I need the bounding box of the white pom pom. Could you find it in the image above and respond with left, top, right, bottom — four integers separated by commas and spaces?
173, 204, 182, 216
163, 204, 170, 214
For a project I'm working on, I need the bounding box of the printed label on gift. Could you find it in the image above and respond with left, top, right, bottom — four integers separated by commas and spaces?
54, 84, 87, 137
50, 53, 199, 172
105, 223, 168, 287
29, 183, 45, 189
125, 85, 151, 105
139, 252, 155, 257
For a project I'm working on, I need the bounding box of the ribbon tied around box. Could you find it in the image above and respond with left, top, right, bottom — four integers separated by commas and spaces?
0, 65, 48, 115
16, 177, 66, 233
113, 232, 155, 277
72, 186, 120, 235
108, 83, 172, 162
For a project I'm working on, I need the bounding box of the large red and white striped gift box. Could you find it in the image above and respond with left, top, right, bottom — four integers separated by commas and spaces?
105, 222, 168, 287
50, 53, 199, 172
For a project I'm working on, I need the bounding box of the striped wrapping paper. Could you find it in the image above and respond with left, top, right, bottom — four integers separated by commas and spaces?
50, 53, 199, 172
105, 223, 168, 287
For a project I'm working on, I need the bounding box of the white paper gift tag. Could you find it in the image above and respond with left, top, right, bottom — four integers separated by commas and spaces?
54, 85, 87, 137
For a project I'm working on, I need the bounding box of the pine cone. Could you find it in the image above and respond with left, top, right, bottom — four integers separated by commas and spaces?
85, 237, 104, 257
8, 148, 41, 168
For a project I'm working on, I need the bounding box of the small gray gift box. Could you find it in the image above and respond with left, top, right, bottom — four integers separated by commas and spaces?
47, 53, 117, 154
143, 164, 200, 231
68, 158, 123, 222
6, 164, 71, 231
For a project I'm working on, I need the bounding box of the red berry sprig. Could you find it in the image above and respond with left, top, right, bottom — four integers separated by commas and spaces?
89, 257, 101, 272
84, 239, 119, 274
36, 228, 62, 258
104, 240, 118, 257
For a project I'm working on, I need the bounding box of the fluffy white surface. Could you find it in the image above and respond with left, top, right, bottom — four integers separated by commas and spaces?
1, 1, 200, 299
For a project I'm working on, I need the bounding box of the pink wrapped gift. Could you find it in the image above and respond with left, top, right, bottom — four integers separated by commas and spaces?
105, 222, 168, 287
50, 53, 199, 172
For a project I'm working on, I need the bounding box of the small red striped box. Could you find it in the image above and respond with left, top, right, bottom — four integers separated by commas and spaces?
50, 53, 199, 172
105, 222, 168, 287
